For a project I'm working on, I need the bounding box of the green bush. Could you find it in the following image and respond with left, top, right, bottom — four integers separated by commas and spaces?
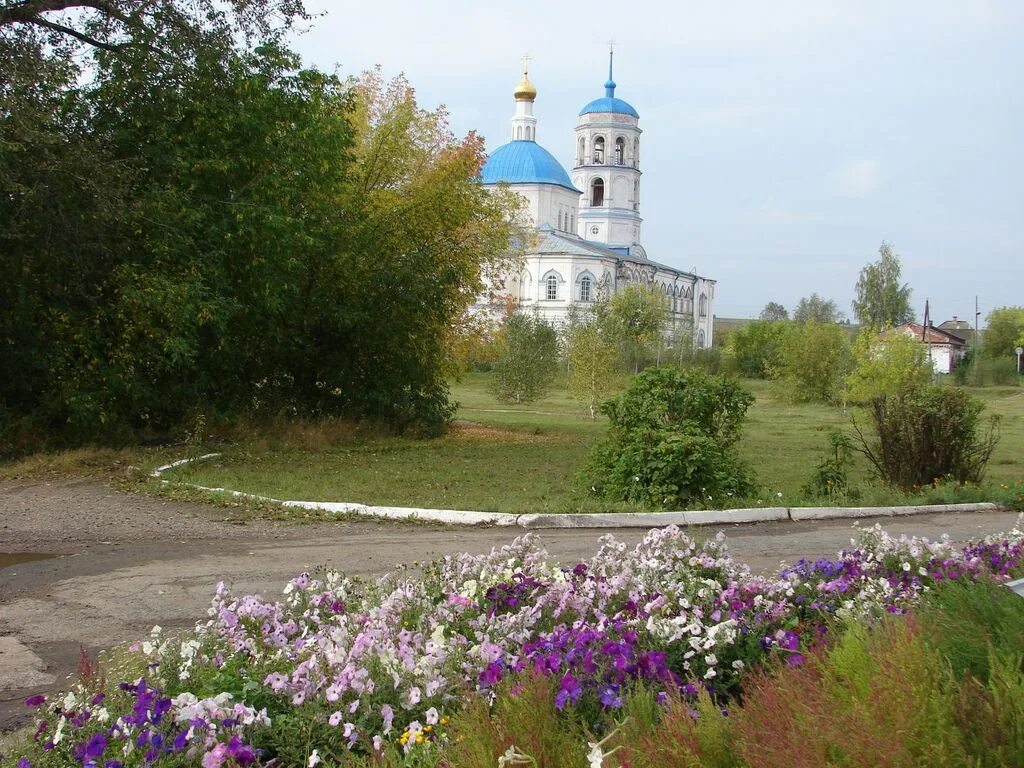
583, 367, 756, 508
772, 321, 853, 404
724, 320, 787, 378
954, 354, 1019, 386
801, 429, 859, 502
852, 385, 1000, 490
490, 313, 559, 405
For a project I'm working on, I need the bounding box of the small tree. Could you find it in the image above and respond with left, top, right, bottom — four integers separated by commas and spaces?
760, 302, 789, 322
845, 329, 932, 404
490, 312, 558, 404
604, 284, 670, 372
773, 321, 853, 403
983, 307, 1024, 359
793, 294, 843, 324
583, 367, 756, 508
566, 322, 621, 420
852, 241, 914, 329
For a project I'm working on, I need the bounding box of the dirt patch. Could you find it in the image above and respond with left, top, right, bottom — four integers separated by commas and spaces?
448, 420, 554, 443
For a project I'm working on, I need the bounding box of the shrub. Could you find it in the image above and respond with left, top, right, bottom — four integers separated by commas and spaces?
851, 385, 1000, 490
772, 321, 853, 404
583, 366, 756, 507
844, 329, 932, 404
724, 320, 787, 378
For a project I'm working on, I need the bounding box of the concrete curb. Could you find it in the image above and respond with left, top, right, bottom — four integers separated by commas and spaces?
151, 453, 1006, 529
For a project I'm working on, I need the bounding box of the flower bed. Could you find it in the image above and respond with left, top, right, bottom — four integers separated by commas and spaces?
5, 518, 1023, 767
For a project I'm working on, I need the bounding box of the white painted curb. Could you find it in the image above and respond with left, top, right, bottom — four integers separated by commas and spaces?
151, 454, 1008, 529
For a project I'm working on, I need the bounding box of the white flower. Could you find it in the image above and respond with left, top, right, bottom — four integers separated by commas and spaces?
732, 659, 745, 670
902, 562, 911, 572
704, 653, 718, 666
308, 749, 321, 767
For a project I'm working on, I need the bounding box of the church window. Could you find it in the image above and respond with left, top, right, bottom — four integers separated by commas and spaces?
699, 293, 708, 318
546, 274, 558, 300
614, 137, 625, 165
558, 210, 563, 230
570, 213, 575, 231
577, 136, 586, 165
593, 136, 605, 164
516, 126, 522, 140
633, 180, 639, 211
580, 276, 593, 303
633, 138, 640, 167
697, 329, 706, 348
591, 178, 605, 207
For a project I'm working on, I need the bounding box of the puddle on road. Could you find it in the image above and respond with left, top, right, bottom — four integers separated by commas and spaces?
0, 552, 58, 569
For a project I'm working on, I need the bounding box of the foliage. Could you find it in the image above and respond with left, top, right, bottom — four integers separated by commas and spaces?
603, 284, 670, 372
724, 320, 787, 379
584, 367, 756, 507
565, 321, 621, 420
490, 313, 559, 405
801, 429, 858, 501
792, 293, 842, 324
772, 321, 853, 404
844, 329, 932, 404
759, 301, 789, 322
0, 12, 518, 450
954, 354, 1019, 387
851, 385, 1001, 491
851, 241, 914, 329
983, 307, 1024, 359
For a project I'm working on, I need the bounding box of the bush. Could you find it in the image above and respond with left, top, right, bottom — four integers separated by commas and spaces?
583, 366, 756, 507
724, 320, 787, 378
772, 321, 853, 404
801, 429, 859, 502
954, 353, 1018, 386
852, 385, 1000, 491
490, 313, 559, 405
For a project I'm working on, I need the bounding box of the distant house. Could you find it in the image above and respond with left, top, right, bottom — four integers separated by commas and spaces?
891, 323, 968, 374
937, 316, 979, 346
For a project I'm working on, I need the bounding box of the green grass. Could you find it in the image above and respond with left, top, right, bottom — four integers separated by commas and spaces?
157, 373, 1024, 513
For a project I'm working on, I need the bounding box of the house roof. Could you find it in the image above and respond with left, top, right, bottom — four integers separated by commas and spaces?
528, 228, 708, 281
892, 323, 967, 346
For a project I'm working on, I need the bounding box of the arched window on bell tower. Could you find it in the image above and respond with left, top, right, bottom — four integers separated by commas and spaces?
633, 179, 639, 211
614, 137, 625, 165
593, 136, 605, 164
577, 136, 585, 166
633, 137, 639, 168
591, 178, 605, 207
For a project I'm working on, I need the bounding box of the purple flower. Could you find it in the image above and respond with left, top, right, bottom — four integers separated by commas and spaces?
84, 733, 107, 760
24, 695, 46, 708
18, 759, 33, 768
554, 673, 582, 709
479, 661, 504, 687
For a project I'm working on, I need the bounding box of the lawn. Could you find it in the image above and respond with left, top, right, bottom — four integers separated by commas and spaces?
162, 373, 1024, 513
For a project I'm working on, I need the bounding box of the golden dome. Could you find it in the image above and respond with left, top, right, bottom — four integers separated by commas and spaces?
514, 74, 537, 101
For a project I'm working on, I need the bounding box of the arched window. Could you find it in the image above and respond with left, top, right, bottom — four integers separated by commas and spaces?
569, 213, 575, 232
633, 180, 639, 211
580, 276, 593, 303
577, 136, 586, 165
697, 329, 706, 348
593, 136, 605, 164
614, 137, 625, 165
699, 293, 708, 318
516, 126, 522, 140
557, 210, 563, 230
591, 178, 605, 207
633, 138, 640, 167
546, 274, 558, 300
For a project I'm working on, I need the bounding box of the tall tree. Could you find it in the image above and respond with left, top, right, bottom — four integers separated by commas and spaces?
490, 313, 558, 405
567, 321, 620, 420
760, 301, 789, 322
603, 284, 669, 372
852, 241, 914, 329
793, 294, 843, 324
982, 307, 1024, 358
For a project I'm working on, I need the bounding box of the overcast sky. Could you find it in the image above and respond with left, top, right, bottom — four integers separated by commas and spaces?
289, 1, 1022, 323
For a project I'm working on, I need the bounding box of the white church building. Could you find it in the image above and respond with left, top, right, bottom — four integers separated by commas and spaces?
478, 53, 716, 348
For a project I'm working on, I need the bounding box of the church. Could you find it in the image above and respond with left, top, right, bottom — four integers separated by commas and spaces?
478, 52, 716, 348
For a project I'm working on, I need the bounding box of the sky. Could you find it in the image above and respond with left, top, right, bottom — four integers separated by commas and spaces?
288, 0, 1023, 323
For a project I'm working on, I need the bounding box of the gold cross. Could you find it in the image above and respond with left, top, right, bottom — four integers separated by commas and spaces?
521, 53, 531, 77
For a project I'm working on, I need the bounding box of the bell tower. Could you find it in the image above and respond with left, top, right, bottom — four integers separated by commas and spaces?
573, 47, 643, 250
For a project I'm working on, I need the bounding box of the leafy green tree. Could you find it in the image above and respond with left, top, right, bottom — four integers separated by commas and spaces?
725, 320, 787, 379
773, 321, 853, 403
566, 322, 621, 420
604, 284, 669, 372
845, 329, 932, 404
760, 302, 789, 322
851, 241, 914, 329
584, 367, 756, 508
983, 307, 1024, 359
490, 313, 558, 405
793, 294, 842, 324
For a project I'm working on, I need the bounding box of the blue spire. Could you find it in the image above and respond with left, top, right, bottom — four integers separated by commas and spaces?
604, 47, 616, 97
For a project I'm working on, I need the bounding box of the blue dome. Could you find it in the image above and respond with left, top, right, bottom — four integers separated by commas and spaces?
579, 96, 639, 118
480, 140, 579, 192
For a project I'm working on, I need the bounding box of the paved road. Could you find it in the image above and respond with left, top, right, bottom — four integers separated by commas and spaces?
1, 478, 1020, 731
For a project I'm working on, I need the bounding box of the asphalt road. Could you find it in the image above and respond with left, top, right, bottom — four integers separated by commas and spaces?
1, 478, 1020, 731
